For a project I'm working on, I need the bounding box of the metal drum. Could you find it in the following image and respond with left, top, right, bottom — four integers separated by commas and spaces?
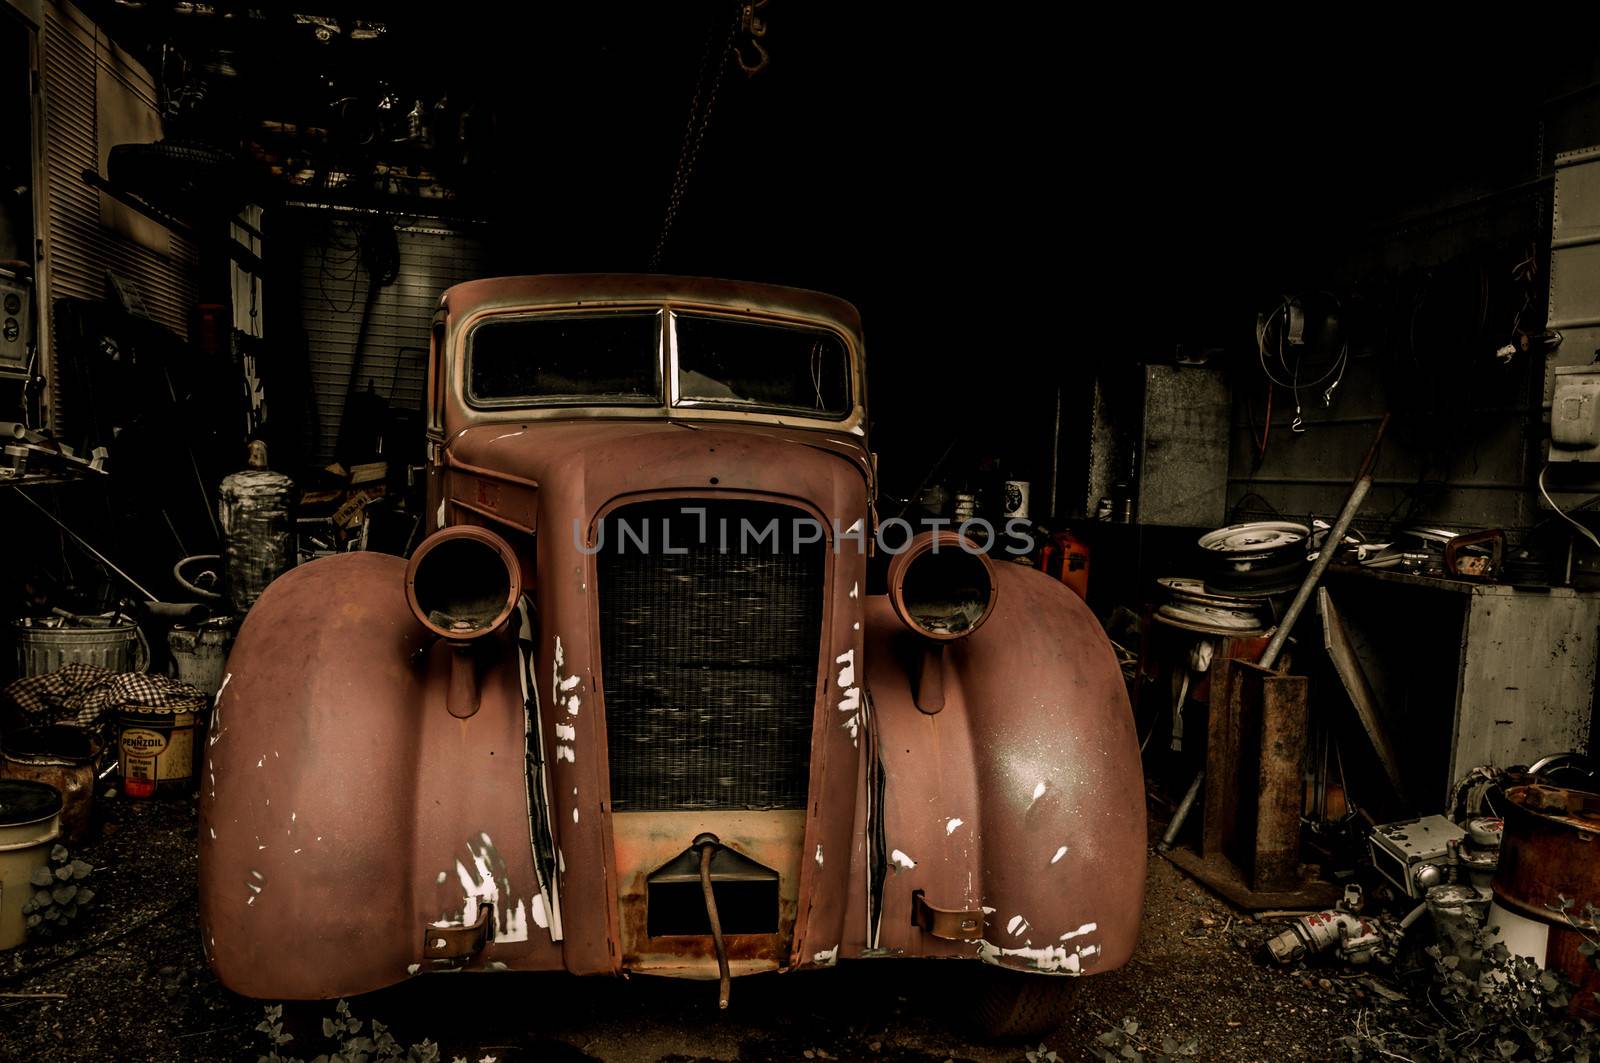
0, 726, 98, 844
1488, 781, 1600, 1018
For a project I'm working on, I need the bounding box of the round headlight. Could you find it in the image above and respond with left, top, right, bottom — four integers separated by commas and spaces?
886, 531, 998, 640
405, 525, 521, 642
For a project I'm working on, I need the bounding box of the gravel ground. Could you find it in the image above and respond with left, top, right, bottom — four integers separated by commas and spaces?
0, 795, 1420, 1062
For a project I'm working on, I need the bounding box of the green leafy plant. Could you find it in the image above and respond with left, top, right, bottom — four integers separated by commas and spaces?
20, 844, 94, 939
1091, 1017, 1200, 1062
1340, 897, 1598, 1062
255, 999, 441, 1063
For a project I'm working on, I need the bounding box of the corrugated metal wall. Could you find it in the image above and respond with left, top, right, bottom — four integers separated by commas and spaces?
297, 217, 488, 463
38, 0, 199, 428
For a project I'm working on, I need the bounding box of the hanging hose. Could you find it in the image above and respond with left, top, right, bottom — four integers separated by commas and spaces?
696, 835, 731, 1009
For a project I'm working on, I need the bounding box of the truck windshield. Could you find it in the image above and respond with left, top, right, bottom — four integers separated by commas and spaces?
674, 314, 850, 418
468, 311, 660, 405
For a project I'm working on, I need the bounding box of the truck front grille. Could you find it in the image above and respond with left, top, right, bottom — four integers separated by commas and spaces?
597, 499, 825, 811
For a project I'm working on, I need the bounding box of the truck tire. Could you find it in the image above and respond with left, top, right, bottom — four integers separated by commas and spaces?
971, 967, 1082, 1041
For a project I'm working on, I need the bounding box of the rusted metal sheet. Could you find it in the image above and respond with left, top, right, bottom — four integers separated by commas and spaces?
612, 811, 802, 977
862, 566, 1146, 975
1252, 668, 1309, 892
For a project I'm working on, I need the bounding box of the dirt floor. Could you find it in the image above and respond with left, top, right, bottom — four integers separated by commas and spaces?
0, 794, 1420, 1062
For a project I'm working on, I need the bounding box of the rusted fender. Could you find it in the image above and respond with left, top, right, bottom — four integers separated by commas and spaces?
198, 553, 562, 999
861, 562, 1145, 974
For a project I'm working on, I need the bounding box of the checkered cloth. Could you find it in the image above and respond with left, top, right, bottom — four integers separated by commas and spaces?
3, 665, 206, 729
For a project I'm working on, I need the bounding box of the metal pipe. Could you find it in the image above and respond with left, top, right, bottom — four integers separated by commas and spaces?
13, 490, 158, 602
1258, 414, 1390, 672
697, 839, 731, 1009
1157, 770, 1204, 852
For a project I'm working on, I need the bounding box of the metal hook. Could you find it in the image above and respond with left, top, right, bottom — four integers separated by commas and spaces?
736, 36, 769, 76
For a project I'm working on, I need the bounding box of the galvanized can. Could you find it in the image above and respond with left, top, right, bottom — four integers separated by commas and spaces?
0, 726, 99, 843
0, 779, 62, 950
167, 622, 234, 697
118, 699, 205, 798
11, 615, 146, 677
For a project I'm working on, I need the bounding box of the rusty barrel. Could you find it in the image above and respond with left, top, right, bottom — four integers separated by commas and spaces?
0, 779, 62, 950
0, 726, 99, 843
1490, 781, 1600, 1018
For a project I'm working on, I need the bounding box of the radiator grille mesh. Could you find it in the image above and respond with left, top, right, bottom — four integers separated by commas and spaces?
599, 499, 824, 811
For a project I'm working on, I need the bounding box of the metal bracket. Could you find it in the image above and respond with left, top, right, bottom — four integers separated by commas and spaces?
910, 890, 985, 941
422, 902, 494, 961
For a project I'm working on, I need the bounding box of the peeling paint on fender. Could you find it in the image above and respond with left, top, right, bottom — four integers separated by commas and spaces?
976, 938, 1096, 974
813, 944, 839, 966
890, 849, 916, 870
946, 818, 964, 835
453, 832, 530, 943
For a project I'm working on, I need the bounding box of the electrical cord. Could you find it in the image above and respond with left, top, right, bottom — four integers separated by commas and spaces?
1257, 293, 1350, 432
1537, 463, 1600, 551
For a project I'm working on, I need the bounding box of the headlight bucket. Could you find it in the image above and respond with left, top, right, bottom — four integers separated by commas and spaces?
405, 525, 522, 644
886, 530, 998, 641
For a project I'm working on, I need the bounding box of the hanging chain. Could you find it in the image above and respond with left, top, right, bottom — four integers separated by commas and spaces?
649, 3, 744, 272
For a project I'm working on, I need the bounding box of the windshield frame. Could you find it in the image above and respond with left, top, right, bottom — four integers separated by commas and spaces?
666, 309, 853, 422
463, 307, 667, 410
456, 302, 863, 435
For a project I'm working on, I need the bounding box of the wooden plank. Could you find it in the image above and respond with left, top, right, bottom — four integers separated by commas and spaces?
1318, 587, 1408, 802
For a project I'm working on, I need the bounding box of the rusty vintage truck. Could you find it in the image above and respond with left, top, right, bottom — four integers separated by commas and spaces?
198, 274, 1145, 1038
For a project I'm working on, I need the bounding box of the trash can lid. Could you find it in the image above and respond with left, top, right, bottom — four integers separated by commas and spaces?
0, 778, 63, 825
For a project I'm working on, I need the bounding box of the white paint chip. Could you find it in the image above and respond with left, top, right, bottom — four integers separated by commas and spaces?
1059, 922, 1097, 942
573, 808, 580, 823
946, 818, 964, 835
815, 844, 824, 867
890, 849, 916, 870
1031, 781, 1048, 803
437, 871, 449, 885
1050, 845, 1069, 865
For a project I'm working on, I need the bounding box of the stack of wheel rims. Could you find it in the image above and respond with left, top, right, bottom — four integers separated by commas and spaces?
1197, 521, 1310, 598
1154, 576, 1267, 634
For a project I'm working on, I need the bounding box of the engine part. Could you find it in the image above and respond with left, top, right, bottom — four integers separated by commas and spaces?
1265, 908, 1383, 965
1370, 815, 1466, 899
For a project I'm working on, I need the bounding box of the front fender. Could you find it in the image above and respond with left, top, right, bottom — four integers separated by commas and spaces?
198, 553, 561, 999
863, 562, 1144, 974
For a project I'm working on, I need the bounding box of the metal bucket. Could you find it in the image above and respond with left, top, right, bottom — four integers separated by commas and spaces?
118, 700, 205, 798
0, 726, 98, 844
167, 623, 233, 697
0, 779, 63, 950
12, 616, 146, 678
